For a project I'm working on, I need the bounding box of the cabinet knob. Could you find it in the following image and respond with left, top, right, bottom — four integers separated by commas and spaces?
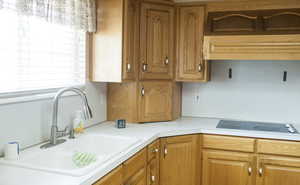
142, 63, 148, 72
198, 64, 202, 72
248, 167, 252, 176
153, 148, 159, 153
164, 57, 169, 65
151, 175, 155, 182
259, 168, 263, 176
141, 87, 145, 96
126, 63, 131, 72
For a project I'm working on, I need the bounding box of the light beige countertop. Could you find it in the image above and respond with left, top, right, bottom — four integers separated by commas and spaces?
1, 117, 300, 185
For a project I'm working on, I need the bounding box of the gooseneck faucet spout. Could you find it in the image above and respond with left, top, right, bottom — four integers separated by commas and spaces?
41, 87, 93, 149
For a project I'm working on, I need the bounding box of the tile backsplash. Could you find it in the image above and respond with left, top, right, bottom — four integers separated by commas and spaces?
182, 60, 300, 123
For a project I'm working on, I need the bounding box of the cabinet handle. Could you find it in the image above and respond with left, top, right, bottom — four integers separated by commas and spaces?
259, 168, 263, 177
164, 57, 169, 65
141, 87, 145, 96
248, 167, 252, 176
151, 175, 155, 182
152, 148, 159, 153
164, 147, 168, 157
126, 63, 131, 72
142, 63, 147, 72
198, 64, 202, 72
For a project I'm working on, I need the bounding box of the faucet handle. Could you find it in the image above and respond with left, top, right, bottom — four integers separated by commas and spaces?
56, 126, 68, 137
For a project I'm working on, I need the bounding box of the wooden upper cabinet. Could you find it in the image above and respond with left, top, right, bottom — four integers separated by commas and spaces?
203, 34, 300, 60
107, 81, 181, 123
140, 3, 174, 80
206, 11, 259, 35
160, 135, 200, 185
91, 0, 139, 82
262, 9, 300, 34
93, 166, 123, 185
138, 81, 172, 122
176, 6, 209, 82
257, 155, 300, 185
202, 150, 255, 185
123, 0, 140, 81
206, 9, 300, 35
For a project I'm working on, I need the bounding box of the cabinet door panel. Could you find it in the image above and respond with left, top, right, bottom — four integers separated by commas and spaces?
139, 81, 172, 122
140, 3, 174, 80
202, 150, 254, 185
177, 6, 208, 81
257, 155, 300, 185
123, 0, 139, 80
160, 135, 200, 185
125, 167, 147, 185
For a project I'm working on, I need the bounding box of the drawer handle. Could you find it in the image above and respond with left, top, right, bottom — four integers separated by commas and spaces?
248, 167, 252, 176
259, 168, 263, 176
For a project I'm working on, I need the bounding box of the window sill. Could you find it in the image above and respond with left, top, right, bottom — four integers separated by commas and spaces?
0, 86, 85, 105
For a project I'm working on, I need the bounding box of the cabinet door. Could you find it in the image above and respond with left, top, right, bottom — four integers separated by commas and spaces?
147, 140, 160, 185
257, 155, 300, 185
202, 150, 254, 185
176, 6, 208, 82
206, 11, 259, 35
147, 157, 160, 185
160, 135, 200, 185
138, 81, 172, 122
93, 166, 123, 185
140, 3, 174, 80
125, 167, 147, 185
123, 0, 139, 80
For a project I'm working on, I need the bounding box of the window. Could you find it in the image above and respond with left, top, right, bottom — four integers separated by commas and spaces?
0, 2, 86, 96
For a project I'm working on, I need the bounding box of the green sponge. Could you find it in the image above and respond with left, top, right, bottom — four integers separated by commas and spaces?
72, 151, 97, 168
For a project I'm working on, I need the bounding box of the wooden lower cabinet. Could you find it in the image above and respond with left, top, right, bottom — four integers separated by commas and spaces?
147, 140, 160, 185
125, 167, 147, 185
93, 166, 123, 185
93, 134, 300, 185
257, 155, 300, 185
107, 81, 181, 123
202, 150, 255, 185
160, 135, 200, 185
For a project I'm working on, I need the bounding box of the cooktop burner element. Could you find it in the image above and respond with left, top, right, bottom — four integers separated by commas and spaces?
217, 120, 299, 134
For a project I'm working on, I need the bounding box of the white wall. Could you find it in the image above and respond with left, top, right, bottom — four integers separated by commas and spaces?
182, 60, 300, 123
0, 82, 107, 155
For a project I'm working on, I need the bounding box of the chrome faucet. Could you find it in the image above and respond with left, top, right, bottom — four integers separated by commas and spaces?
41, 87, 93, 149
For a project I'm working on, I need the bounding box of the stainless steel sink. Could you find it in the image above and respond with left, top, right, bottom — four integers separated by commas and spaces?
217, 120, 299, 134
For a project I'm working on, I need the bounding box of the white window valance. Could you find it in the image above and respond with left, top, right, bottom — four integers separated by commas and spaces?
0, 0, 96, 32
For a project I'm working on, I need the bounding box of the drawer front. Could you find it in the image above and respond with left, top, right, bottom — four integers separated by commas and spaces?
203, 134, 255, 152
123, 148, 147, 181
147, 140, 160, 162
257, 139, 300, 157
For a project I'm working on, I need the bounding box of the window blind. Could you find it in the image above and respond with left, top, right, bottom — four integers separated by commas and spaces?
0, 1, 86, 95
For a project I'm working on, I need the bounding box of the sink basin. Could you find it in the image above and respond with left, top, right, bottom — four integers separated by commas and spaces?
0, 134, 141, 176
